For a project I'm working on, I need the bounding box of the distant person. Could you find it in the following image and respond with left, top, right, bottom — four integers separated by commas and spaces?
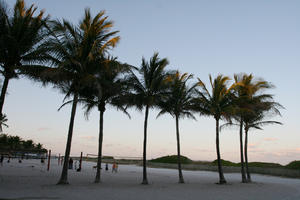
112, 162, 118, 173
0, 154, 4, 166
115, 162, 118, 172
69, 158, 73, 169
105, 163, 108, 171
7, 154, 11, 163
41, 157, 45, 164
74, 160, 78, 170
61, 157, 64, 166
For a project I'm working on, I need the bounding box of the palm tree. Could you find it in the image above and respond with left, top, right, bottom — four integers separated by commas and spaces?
23, 139, 34, 150
231, 74, 273, 183
25, 9, 119, 184
126, 53, 169, 184
62, 57, 133, 183
196, 75, 236, 184
156, 71, 199, 183
0, 0, 49, 119
0, 113, 8, 132
243, 100, 282, 182
232, 74, 282, 183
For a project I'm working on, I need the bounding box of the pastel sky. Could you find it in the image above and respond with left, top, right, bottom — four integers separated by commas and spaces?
4, 0, 300, 165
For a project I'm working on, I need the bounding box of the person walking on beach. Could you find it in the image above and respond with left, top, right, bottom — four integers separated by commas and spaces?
112, 162, 118, 173
112, 162, 116, 173
7, 154, 11, 163
69, 158, 73, 169
0, 154, 4, 166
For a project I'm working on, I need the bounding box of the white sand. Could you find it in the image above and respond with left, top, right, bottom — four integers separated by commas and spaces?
1, 159, 300, 200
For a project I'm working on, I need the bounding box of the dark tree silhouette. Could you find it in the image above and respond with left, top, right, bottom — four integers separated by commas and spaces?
0, 0, 49, 120
126, 53, 169, 185
157, 71, 199, 183
196, 75, 236, 184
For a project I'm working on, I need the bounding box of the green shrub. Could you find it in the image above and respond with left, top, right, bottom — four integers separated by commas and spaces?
150, 155, 192, 164
211, 159, 239, 167
285, 161, 300, 170
102, 156, 114, 159
247, 162, 282, 168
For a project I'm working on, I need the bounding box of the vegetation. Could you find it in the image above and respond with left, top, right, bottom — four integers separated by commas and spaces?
195, 75, 236, 184
79, 57, 132, 183
125, 53, 170, 185
150, 155, 193, 164
0, 0, 286, 185
0, 0, 49, 121
156, 72, 199, 183
285, 161, 300, 170
151, 157, 300, 171
0, 133, 47, 153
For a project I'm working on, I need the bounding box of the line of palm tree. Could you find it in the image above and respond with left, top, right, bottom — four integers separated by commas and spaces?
23, 8, 120, 184
0, 1, 285, 186
157, 71, 199, 183
53, 10, 119, 185
126, 52, 170, 185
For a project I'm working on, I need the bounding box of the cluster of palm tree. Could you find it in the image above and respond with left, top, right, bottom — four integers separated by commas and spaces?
0, 0, 282, 185
0, 133, 47, 153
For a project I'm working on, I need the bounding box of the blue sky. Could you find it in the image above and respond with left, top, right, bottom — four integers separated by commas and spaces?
4, 0, 300, 164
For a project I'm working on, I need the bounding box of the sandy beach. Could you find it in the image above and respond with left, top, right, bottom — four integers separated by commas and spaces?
1, 159, 300, 200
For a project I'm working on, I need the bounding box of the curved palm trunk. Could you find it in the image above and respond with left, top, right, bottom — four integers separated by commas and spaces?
215, 118, 226, 184
0, 77, 10, 118
244, 126, 251, 182
175, 115, 184, 183
57, 93, 78, 185
142, 105, 149, 185
239, 119, 247, 183
95, 102, 105, 183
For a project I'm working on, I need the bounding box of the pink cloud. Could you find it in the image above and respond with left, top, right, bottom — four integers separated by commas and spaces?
248, 143, 259, 149
264, 137, 278, 142
79, 135, 96, 141
37, 127, 51, 131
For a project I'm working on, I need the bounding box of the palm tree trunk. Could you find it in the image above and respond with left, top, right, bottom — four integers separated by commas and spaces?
0, 76, 10, 117
142, 105, 149, 185
175, 115, 184, 183
239, 119, 247, 183
57, 93, 78, 185
215, 118, 227, 184
95, 102, 105, 183
244, 126, 251, 182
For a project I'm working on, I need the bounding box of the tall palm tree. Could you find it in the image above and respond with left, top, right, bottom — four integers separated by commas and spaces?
196, 75, 236, 184
61, 57, 133, 183
243, 100, 282, 182
231, 74, 273, 183
126, 52, 169, 184
0, 0, 49, 119
25, 9, 119, 184
157, 71, 199, 183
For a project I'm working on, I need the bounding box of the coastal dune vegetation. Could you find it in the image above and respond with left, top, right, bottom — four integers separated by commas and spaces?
0, 0, 288, 186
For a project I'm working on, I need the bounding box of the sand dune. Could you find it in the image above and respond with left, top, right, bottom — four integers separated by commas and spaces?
0, 159, 300, 200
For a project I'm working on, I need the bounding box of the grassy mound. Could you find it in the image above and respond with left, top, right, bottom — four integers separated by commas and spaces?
150, 155, 192, 164
285, 161, 300, 170
211, 159, 239, 167
247, 162, 283, 168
